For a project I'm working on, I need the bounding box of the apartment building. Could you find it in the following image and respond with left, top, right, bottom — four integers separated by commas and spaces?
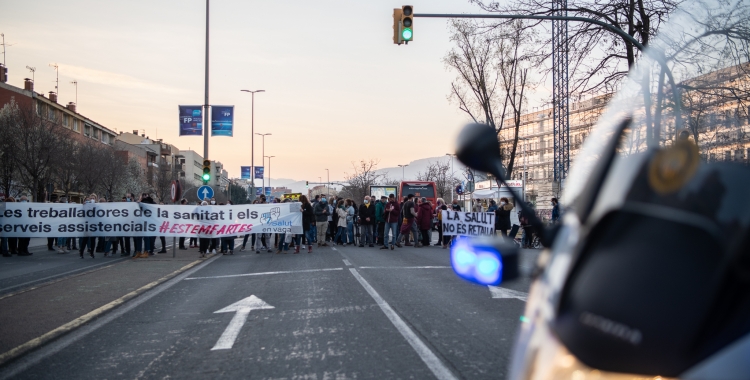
0, 79, 118, 148
496, 63, 749, 220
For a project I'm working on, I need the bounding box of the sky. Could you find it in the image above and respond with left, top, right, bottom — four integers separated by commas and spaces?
0, 0, 496, 182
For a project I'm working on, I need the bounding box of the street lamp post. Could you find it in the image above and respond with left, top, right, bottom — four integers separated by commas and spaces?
398, 164, 409, 180
325, 169, 330, 197
446, 153, 455, 202
255, 132, 271, 194
265, 155, 275, 198
241, 89, 265, 200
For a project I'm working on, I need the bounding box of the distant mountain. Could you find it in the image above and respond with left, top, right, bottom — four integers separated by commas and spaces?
264, 156, 467, 194
374, 156, 466, 183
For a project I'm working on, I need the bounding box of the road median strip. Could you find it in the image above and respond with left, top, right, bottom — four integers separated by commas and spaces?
0, 256, 212, 367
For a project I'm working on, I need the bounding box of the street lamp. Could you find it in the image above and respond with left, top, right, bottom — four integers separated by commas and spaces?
265, 155, 275, 197
446, 153, 456, 201
240, 89, 264, 200
398, 164, 409, 180
325, 168, 330, 197
255, 132, 271, 193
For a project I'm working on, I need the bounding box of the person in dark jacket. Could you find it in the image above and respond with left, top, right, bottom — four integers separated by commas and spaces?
381, 194, 401, 250
300, 195, 315, 253
416, 198, 433, 247
495, 197, 513, 237
519, 202, 535, 248
313, 197, 330, 247
358, 196, 376, 247
551, 198, 560, 223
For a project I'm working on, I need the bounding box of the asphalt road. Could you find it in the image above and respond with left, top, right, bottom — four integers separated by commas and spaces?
2, 242, 539, 379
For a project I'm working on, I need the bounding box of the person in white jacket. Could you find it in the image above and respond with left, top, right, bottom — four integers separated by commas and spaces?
334, 200, 348, 245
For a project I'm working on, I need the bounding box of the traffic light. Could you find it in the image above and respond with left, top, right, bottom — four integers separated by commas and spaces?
202, 160, 211, 183
306, 181, 309, 188
393, 6, 413, 45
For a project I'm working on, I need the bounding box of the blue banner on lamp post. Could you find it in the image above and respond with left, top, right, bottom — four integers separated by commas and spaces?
179, 106, 203, 136
211, 105, 234, 136
254, 167, 264, 179
240, 166, 251, 179
264, 187, 272, 197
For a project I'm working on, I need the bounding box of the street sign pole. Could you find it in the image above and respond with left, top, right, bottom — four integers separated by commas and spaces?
203, 0, 210, 164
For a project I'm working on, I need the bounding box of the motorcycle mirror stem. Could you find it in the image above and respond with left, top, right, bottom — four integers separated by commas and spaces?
455, 123, 548, 244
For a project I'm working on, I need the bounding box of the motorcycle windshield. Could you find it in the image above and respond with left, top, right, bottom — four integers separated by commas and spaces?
561, 0, 750, 221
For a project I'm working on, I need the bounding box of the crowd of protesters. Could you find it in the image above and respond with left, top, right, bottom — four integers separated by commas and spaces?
1, 190, 553, 258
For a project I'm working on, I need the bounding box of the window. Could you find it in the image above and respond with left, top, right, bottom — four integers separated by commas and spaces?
736, 149, 744, 161
72, 119, 79, 132
84, 125, 91, 136
62, 114, 69, 127
101, 133, 109, 144
36, 101, 43, 116
710, 153, 716, 161
48, 106, 55, 120
725, 150, 731, 161
93, 129, 100, 139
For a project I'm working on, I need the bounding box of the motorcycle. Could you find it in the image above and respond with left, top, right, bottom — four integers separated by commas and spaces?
450, 0, 750, 378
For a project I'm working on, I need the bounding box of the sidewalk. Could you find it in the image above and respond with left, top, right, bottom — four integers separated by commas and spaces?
0, 246, 214, 365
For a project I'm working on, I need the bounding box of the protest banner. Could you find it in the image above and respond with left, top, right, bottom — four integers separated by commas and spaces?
441, 210, 495, 237
0, 203, 302, 238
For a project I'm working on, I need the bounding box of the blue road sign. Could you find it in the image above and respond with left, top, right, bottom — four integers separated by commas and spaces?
197, 185, 214, 201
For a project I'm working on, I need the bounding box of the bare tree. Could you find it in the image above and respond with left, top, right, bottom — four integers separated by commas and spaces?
0, 101, 20, 198
53, 135, 79, 200
445, 19, 538, 178
98, 148, 127, 201
152, 163, 174, 203
7, 103, 65, 201
416, 161, 461, 202
122, 157, 149, 198
74, 140, 106, 196
340, 159, 383, 202
470, 0, 681, 96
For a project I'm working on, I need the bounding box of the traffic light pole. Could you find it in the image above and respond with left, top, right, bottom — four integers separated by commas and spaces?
203, 0, 210, 165
413, 13, 644, 52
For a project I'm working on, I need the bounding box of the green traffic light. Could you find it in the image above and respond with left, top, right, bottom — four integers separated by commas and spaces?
202, 173, 211, 181
402, 27, 413, 41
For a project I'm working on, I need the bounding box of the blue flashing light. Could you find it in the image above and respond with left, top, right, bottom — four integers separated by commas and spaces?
450, 237, 503, 286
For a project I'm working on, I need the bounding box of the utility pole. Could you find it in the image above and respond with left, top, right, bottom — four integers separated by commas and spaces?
266, 156, 275, 197
49, 63, 59, 97
255, 133, 271, 195
1, 33, 14, 67
203, 0, 210, 162
325, 168, 330, 196
240, 89, 265, 201
446, 153, 455, 202
398, 164, 408, 180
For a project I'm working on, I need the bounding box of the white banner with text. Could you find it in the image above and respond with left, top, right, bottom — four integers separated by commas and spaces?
0, 203, 302, 238
441, 211, 495, 237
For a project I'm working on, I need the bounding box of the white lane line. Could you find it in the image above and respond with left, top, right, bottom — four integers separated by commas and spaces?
331, 247, 338, 251
342, 259, 352, 266
358, 266, 451, 269
0, 258, 128, 295
0, 255, 221, 380
488, 286, 528, 301
348, 268, 457, 380
184, 267, 343, 280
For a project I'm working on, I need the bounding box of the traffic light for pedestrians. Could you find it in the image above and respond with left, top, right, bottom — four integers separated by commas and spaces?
306, 181, 309, 188
392, 6, 414, 45
202, 160, 211, 183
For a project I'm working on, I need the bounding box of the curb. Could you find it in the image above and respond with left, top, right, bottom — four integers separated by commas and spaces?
0, 255, 216, 367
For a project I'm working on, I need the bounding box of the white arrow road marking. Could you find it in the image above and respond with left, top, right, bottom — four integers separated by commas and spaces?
488, 286, 528, 301
211, 295, 274, 350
